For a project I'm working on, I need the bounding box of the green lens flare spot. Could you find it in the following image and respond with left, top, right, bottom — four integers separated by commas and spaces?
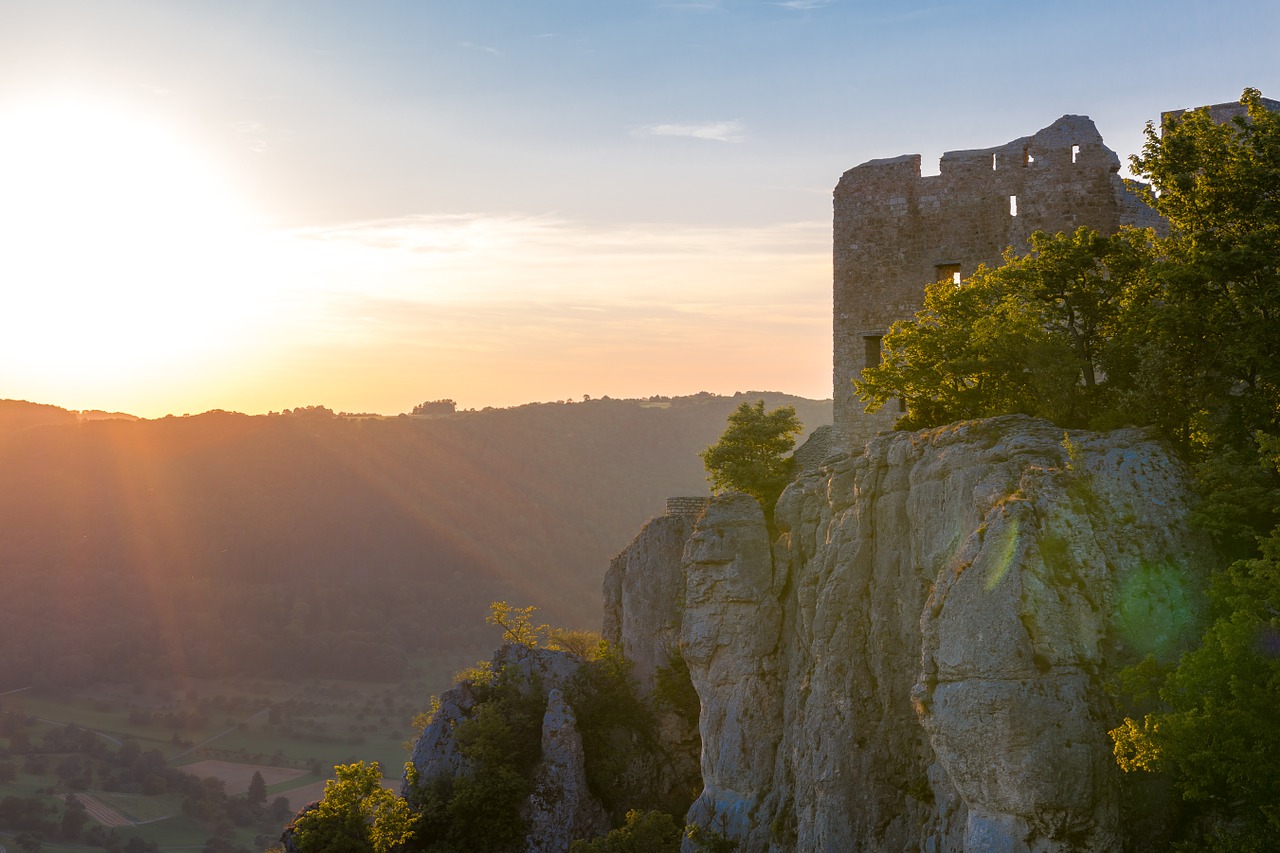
1114, 561, 1197, 660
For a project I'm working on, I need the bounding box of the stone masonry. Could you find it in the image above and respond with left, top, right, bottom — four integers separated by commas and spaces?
832, 115, 1162, 448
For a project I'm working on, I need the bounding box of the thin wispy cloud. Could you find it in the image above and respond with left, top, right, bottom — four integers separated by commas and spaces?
461, 41, 501, 55
233, 120, 270, 152
285, 213, 827, 308
777, 0, 832, 9
637, 120, 745, 143
656, 2, 723, 10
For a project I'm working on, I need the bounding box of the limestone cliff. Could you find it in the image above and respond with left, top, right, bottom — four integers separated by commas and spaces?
605, 415, 1207, 852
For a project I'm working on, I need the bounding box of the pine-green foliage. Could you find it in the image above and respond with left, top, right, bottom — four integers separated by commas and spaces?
700, 400, 802, 512
569, 809, 683, 853
566, 641, 658, 819
291, 762, 414, 853
653, 649, 700, 729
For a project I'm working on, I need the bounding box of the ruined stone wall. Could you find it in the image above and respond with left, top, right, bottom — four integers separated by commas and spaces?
665, 496, 711, 519
832, 115, 1161, 448
1163, 95, 1280, 126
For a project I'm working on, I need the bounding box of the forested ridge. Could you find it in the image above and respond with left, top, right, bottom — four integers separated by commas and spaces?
0, 393, 830, 688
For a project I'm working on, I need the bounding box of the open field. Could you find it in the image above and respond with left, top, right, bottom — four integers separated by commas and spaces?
90, 792, 183, 824
75, 794, 132, 828
179, 761, 307, 795
0, 649, 486, 852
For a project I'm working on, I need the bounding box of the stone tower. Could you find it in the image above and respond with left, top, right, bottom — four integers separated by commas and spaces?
831, 115, 1162, 448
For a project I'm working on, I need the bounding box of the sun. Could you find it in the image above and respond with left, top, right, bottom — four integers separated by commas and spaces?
0, 96, 282, 392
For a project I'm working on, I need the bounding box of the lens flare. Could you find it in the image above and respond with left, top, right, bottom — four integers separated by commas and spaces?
984, 515, 1021, 591
1113, 561, 1198, 660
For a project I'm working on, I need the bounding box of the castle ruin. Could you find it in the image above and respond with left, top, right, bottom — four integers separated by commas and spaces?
832, 114, 1162, 447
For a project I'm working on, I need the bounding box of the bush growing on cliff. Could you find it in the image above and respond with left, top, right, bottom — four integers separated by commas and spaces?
569, 809, 682, 853
700, 400, 802, 513
1110, 527, 1280, 850
405, 663, 545, 852
566, 641, 659, 819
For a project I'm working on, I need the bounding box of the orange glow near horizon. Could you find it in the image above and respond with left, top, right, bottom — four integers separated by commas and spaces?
0, 96, 832, 419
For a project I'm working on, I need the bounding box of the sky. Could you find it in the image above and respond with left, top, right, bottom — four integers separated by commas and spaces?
0, 1, 1277, 418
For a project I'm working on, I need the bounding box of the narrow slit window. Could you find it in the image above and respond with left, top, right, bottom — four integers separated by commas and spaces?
1009, 195, 1018, 217
864, 336, 882, 370
1071, 143, 1080, 163
936, 263, 961, 284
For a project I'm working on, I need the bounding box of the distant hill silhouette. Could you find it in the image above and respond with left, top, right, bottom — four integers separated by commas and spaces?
0, 394, 830, 686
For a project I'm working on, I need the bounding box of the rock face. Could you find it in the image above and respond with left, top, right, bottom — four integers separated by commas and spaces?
605, 416, 1207, 852
603, 510, 697, 693
523, 689, 611, 852
404, 644, 608, 853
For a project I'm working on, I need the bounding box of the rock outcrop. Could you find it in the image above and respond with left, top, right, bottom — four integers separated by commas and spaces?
404, 644, 608, 852
604, 416, 1207, 852
523, 689, 611, 852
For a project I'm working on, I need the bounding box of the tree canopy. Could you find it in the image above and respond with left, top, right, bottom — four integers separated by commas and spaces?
699, 400, 803, 512
856, 226, 1155, 432
1129, 87, 1280, 456
290, 762, 414, 853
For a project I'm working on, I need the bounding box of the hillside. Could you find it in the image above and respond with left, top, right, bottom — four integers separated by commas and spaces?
0, 394, 830, 687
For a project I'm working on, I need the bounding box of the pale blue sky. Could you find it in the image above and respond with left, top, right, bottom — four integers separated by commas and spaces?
1, 1, 1276, 416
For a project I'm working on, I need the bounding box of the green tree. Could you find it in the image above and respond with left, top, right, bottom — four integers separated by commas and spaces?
545, 628, 605, 659
700, 400, 803, 512
14, 832, 41, 853
486, 601, 548, 648
291, 762, 413, 853
1125, 87, 1280, 457
60, 795, 88, 841
566, 641, 658, 818
856, 227, 1155, 431
685, 823, 739, 853
246, 770, 268, 809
